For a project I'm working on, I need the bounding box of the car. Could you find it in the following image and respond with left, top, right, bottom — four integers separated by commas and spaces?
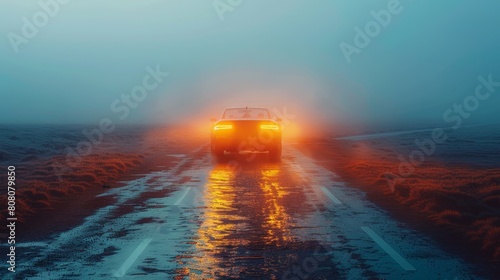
210, 107, 282, 161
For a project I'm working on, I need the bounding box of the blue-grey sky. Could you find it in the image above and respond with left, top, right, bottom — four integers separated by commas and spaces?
1, 0, 499, 127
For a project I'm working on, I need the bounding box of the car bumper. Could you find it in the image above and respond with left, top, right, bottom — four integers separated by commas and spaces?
212, 134, 281, 152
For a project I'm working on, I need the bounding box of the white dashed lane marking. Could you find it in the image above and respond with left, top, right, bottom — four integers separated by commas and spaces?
174, 187, 192, 205
112, 238, 153, 277
321, 186, 342, 205
361, 226, 416, 271
112, 186, 199, 277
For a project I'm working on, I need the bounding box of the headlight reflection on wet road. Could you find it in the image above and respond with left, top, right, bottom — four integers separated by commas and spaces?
191, 167, 241, 277
184, 161, 302, 278
259, 168, 294, 245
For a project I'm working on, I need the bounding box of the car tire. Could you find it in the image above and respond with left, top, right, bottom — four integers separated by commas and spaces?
269, 143, 282, 162
211, 142, 225, 161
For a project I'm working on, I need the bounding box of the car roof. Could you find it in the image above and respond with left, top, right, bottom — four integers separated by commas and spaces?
219, 107, 273, 120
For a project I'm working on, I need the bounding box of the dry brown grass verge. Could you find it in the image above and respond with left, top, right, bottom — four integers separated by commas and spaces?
296, 137, 500, 261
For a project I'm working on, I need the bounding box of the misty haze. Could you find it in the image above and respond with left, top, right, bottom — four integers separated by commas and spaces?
1, 1, 499, 279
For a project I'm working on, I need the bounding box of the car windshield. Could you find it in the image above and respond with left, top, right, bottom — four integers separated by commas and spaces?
222, 108, 271, 119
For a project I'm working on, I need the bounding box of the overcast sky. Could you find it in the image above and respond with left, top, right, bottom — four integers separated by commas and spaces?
1, 0, 499, 127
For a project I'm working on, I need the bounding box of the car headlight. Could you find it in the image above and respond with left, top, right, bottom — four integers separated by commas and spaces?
214, 124, 233, 130
260, 124, 279, 130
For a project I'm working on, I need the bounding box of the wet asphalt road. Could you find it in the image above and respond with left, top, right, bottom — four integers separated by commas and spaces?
7, 145, 482, 279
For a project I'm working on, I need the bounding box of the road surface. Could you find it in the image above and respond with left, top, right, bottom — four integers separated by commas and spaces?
8, 144, 482, 279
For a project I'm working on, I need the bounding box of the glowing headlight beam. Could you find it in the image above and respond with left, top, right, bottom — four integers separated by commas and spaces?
260, 124, 279, 130
214, 124, 233, 130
